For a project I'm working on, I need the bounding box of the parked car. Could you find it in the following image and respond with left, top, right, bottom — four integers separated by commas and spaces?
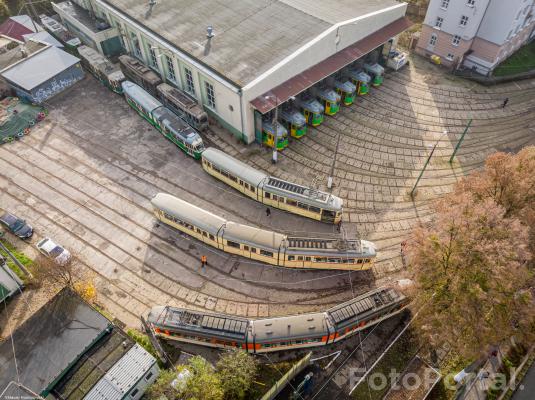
0, 212, 33, 239
36, 238, 71, 265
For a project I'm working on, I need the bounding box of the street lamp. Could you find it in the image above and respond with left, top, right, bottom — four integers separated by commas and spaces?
410, 130, 447, 198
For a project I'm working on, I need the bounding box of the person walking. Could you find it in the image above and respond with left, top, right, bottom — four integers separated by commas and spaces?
266, 207, 271, 217
336, 220, 342, 233
201, 255, 207, 272
502, 97, 509, 108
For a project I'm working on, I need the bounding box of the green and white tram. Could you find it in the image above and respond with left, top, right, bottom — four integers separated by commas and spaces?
152, 107, 205, 159
334, 80, 357, 106
280, 109, 307, 139
348, 70, 371, 95
363, 63, 385, 87
317, 88, 341, 116
262, 121, 288, 150
201, 147, 343, 224
299, 98, 324, 126
78, 45, 125, 94
122, 81, 205, 159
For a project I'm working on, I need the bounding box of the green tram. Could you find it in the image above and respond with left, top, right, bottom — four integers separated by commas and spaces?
78, 45, 125, 94
348, 70, 371, 95
334, 80, 357, 106
262, 120, 288, 150
122, 81, 205, 159
317, 88, 341, 116
363, 63, 385, 87
299, 98, 324, 126
280, 109, 307, 138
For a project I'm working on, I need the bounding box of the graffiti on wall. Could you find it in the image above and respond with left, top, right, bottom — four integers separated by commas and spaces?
32, 68, 84, 103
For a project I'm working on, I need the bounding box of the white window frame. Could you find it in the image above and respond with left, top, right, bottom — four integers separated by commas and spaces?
165, 55, 176, 82
435, 16, 444, 29
130, 33, 142, 59
205, 81, 216, 109
466, 0, 475, 6
441, 0, 449, 9
184, 67, 195, 95
452, 35, 461, 46
149, 46, 158, 68
446, 53, 455, 61
460, 15, 469, 26
429, 33, 438, 46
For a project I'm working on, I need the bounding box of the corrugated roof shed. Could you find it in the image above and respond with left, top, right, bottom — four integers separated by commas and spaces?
84, 344, 156, 400
0, 45, 80, 91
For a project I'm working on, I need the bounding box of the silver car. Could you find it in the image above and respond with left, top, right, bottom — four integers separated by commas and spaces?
36, 238, 71, 265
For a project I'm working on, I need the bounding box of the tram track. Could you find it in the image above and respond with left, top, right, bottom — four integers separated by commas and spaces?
0, 147, 372, 308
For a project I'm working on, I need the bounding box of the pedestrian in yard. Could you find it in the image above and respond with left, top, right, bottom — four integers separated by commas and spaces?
502, 97, 509, 108
201, 255, 207, 271
266, 207, 271, 217
337, 220, 342, 233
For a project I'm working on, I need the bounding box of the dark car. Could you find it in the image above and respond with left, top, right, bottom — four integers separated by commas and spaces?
0, 212, 33, 239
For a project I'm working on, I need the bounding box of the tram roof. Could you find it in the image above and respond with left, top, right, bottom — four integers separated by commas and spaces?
222, 221, 286, 251
202, 147, 268, 187
151, 193, 226, 234
152, 107, 201, 144
285, 238, 376, 257
251, 312, 329, 342
99, 0, 401, 86
148, 306, 249, 341
122, 80, 163, 112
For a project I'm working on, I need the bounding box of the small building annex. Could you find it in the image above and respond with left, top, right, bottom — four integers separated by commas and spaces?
53, 0, 411, 144
0, 288, 159, 400
0, 44, 84, 103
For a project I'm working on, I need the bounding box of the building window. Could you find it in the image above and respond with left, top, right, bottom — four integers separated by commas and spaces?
149, 46, 158, 68
184, 67, 195, 95
467, 0, 475, 6
130, 389, 139, 398
131, 33, 142, 59
429, 34, 438, 46
435, 17, 443, 28
165, 55, 176, 82
205, 81, 216, 109
452, 35, 461, 46
460, 15, 469, 26
446, 53, 455, 61
441, 0, 449, 9
145, 372, 153, 381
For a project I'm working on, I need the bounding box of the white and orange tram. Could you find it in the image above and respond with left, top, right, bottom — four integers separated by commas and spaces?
147, 287, 408, 353
151, 193, 375, 271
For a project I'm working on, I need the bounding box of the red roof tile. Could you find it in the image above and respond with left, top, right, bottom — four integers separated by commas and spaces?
251, 17, 412, 114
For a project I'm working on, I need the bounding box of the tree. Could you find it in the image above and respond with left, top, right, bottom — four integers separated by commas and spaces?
216, 350, 258, 400
146, 369, 180, 400
181, 356, 224, 400
406, 191, 534, 360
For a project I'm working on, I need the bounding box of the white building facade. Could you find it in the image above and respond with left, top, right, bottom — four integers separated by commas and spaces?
55, 0, 410, 143
416, 0, 535, 74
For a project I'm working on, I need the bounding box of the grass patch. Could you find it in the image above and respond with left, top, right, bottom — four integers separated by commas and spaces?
0, 238, 33, 281
494, 40, 535, 77
351, 328, 420, 400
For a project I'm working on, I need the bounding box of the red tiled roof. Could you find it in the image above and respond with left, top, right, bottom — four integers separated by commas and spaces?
251, 17, 413, 114
0, 19, 33, 42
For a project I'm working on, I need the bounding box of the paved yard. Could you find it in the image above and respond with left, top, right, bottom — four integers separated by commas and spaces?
1, 56, 534, 329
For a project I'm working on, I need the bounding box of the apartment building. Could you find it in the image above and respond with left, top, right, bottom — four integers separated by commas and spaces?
416, 0, 535, 75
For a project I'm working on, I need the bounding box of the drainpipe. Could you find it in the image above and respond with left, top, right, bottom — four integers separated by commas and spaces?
238, 88, 246, 143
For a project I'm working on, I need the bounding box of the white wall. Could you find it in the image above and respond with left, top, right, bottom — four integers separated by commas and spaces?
477, 0, 534, 45
127, 363, 160, 400
423, 0, 489, 40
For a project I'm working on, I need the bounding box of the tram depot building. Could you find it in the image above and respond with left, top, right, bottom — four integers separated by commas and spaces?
53, 0, 411, 144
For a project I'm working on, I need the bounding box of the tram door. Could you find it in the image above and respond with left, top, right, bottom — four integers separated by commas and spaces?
303, 109, 311, 124
321, 209, 336, 223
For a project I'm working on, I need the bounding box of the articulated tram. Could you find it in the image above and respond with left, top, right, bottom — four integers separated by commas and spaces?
201, 148, 343, 223
147, 287, 408, 353
122, 81, 205, 158
151, 193, 375, 270
78, 46, 125, 94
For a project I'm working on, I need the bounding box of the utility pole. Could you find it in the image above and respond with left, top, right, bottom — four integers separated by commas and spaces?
24, 0, 40, 33
410, 131, 447, 198
449, 119, 472, 164
328, 131, 341, 190
272, 97, 279, 164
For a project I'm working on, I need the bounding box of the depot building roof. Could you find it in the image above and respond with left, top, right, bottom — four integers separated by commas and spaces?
99, 0, 401, 86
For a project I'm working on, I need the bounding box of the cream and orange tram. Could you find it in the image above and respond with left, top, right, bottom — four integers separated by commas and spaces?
151, 193, 375, 270
201, 148, 343, 224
